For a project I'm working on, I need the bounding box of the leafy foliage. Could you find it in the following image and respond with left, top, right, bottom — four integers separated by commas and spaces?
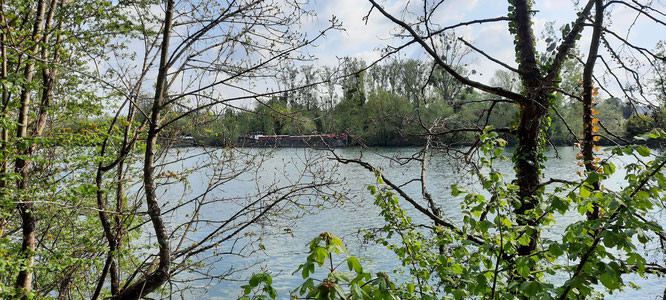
239, 232, 400, 300
358, 129, 666, 299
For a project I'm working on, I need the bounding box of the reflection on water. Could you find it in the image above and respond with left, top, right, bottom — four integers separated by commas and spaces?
154, 147, 665, 299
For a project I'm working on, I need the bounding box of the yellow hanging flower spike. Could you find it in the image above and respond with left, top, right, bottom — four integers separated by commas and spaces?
593, 136, 601, 142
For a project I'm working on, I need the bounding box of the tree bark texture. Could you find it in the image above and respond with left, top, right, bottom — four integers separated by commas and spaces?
113, 0, 174, 298
15, 0, 48, 295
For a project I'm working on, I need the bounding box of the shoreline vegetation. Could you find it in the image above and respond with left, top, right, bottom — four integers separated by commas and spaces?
120, 59, 662, 149
2, 0, 666, 298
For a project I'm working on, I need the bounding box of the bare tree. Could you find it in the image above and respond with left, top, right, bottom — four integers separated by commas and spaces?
0, 0, 344, 298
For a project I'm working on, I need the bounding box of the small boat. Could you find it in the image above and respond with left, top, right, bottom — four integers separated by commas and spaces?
237, 133, 348, 148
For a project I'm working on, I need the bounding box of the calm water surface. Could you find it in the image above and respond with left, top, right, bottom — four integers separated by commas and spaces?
155, 147, 665, 299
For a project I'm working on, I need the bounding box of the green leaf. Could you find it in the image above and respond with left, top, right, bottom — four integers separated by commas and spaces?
479, 220, 494, 233
517, 264, 530, 278
548, 244, 564, 257
451, 184, 464, 196
333, 283, 346, 297
551, 196, 570, 214
249, 274, 260, 287
580, 186, 591, 198
636, 146, 650, 157
522, 281, 540, 297
332, 272, 353, 283
517, 234, 531, 246
501, 217, 512, 228
312, 247, 328, 266
301, 262, 315, 279
494, 147, 503, 157
586, 172, 602, 184
490, 172, 501, 182
367, 185, 376, 195
452, 289, 466, 299
264, 285, 278, 299
406, 282, 415, 294
451, 264, 463, 274
600, 271, 620, 289
637, 229, 649, 244
351, 283, 369, 299
603, 162, 616, 175
347, 256, 363, 273
299, 278, 315, 295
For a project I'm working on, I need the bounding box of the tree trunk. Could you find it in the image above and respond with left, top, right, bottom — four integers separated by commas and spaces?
512, 0, 546, 257
515, 101, 546, 256
113, 0, 174, 298
0, 9, 9, 240
111, 161, 125, 296
582, 0, 604, 220
15, 0, 48, 295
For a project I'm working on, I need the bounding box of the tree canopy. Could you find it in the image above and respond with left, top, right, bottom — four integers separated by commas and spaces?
0, 0, 665, 299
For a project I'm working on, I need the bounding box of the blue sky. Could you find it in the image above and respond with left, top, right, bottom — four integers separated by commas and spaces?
297, 0, 665, 103
109, 0, 666, 110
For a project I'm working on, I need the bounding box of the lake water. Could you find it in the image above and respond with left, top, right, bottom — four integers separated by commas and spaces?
151, 146, 665, 299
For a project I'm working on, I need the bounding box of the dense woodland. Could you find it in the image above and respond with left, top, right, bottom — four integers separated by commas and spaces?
170, 58, 646, 147
0, 0, 665, 299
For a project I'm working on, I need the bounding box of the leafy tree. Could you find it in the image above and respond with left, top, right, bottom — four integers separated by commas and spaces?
0, 0, 343, 298
323, 1, 666, 299
362, 90, 413, 146
625, 114, 654, 139
595, 99, 626, 139
239, 232, 400, 300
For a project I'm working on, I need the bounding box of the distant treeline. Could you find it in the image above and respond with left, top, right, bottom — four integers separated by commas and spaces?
162, 58, 660, 147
